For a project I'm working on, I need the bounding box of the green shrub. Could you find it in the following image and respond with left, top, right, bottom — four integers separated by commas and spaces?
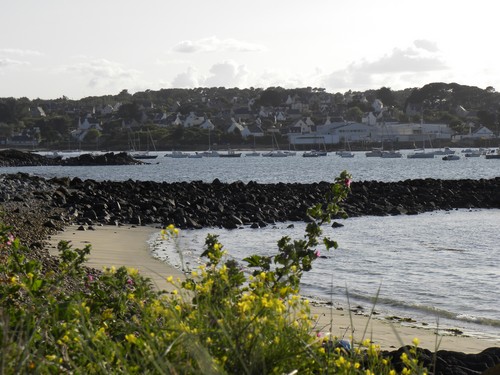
0, 171, 428, 374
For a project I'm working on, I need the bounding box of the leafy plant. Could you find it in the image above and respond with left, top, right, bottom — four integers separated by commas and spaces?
0, 171, 429, 374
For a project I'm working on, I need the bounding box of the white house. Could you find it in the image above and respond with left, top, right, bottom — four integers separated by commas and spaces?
362, 112, 378, 126
289, 118, 314, 134
199, 119, 215, 130
71, 116, 103, 142
226, 118, 245, 134
241, 124, 265, 139
183, 112, 205, 127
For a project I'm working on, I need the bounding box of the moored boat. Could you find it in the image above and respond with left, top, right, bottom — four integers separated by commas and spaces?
365, 148, 384, 157
196, 150, 220, 157
303, 149, 327, 157
131, 151, 158, 159
442, 154, 460, 160
168, 151, 189, 158
381, 150, 402, 158
337, 150, 354, 158
219, 149, 242, 158
485, 148, 500, 159
262, 150, 288, 157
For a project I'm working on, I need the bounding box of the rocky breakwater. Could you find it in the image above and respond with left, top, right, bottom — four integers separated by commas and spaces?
50, 176, 500, 229
0, 149, 144, 167
2, 173, 498, 231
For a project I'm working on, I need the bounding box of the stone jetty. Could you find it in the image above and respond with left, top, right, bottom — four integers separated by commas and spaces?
1, 172, 498, 233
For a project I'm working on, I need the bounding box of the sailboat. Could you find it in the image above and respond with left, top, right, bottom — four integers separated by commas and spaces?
337, 138, 354, 158
245, 135, 261, 156
130, 130, 158, 159
262, 133, 288, 157
197, 128, 220, 157
407, 133, 435, 159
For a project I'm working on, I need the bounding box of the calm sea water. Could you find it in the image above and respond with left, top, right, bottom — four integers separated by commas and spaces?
2, 149, 499, 341
2, 148, 499, 183
150, 209, 500, 342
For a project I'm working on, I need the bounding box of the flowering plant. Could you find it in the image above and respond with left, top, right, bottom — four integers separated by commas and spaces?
0, 171, 428, 374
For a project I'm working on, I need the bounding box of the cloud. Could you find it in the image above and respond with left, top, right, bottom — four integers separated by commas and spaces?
413, 39, 439, 52
65, 58, 141, 90
0, 58, 29, 68
171, 67, 200, 88
203, 61, 248, 87
320, 41, 448, 91
172, 36, 264, 53
0, 48, 42, 56
170, 61, 250, 88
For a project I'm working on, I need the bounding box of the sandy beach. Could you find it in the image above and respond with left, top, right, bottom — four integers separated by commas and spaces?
47, 224, 498, 354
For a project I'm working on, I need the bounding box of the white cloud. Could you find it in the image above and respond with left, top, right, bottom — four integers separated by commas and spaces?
320, 41, 448, 91
171, 67, 200, 88
0, 48, 42, 56
172, 36, 264, 53
413, 39, 439, 53
0, 58, 29, 68
203, 61, 248, 87
65, 58, 141, 90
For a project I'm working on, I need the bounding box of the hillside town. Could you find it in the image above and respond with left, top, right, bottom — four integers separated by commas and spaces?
1, 83, 499, 151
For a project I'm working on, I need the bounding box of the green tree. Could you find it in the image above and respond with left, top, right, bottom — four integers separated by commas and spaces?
258, 88, 285, 107
84, 128, 101, 143
118, 102, 141, 122
346, 106, 364, 122
376, 87, 396, 107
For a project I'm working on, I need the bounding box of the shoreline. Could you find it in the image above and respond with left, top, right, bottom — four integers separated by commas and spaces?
47, 224, 499, 353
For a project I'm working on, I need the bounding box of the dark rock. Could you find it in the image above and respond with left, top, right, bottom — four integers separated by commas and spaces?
385, 346, 500, 375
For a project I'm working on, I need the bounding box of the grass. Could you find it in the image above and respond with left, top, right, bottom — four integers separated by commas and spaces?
0, 171, 429, 374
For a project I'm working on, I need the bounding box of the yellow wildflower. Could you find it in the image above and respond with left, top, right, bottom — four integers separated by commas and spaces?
125, 334, 137, 344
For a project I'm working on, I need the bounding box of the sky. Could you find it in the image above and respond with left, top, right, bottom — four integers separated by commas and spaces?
1, 0, 499, 100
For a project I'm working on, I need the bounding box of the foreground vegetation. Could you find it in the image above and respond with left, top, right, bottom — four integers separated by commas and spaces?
0, 171, 428, 374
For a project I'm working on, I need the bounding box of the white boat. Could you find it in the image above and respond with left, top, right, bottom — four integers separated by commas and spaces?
262, 133, 289, 157
169, 151, 189, 158
407, 132, 435, 159
219, 149, 242, 158
407, 151, 435, 159
338, 139, 354, 157
464, 150, 481, 157
485, 148, 500, 159
337, 150, 354, 158
262, 150, 288, 157
197, 150, 220, 158
433, 147, 455, 155
381, 150, 402, 158
245, 151, 261, 157
197, 128, 220, 157
302, 150, 326, 157
188, 153, 203, 158
365, 148, 384, 157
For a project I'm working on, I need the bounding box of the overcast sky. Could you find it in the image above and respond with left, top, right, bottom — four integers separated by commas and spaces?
1, 0, 498, 100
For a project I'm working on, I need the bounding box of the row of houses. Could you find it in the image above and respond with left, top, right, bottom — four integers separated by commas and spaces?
12, 93, 499, 146
286, 115, 497, 146
70, 108, 496, 147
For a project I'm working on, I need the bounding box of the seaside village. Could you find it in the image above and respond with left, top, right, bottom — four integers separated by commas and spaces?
2, 87, 498, 151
